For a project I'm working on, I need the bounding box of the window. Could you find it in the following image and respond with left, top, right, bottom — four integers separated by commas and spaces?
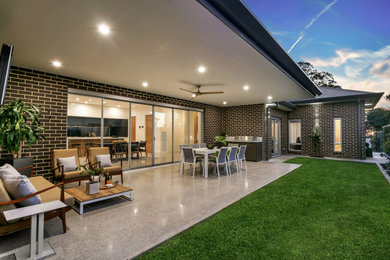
334, 118, 342, 152
288, 120, 301, 151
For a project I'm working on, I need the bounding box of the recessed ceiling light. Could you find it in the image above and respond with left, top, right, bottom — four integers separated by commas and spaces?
84, 101, 88, 104
142, 82, 149, 87
197, 66, 206, 73
98, 24, 110, 35
76, 97, 80, 101
192, 94, 196, 98
267, 96, 273, 100
243, 85, 250, 91
52, 61, 62, 68
223, 101, 227, 105
365, 103, 373, 106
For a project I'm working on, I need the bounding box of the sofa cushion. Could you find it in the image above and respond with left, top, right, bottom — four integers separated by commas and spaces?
104, 166, 122, 173
58, 170, 88, 180
57, 156, 78, 173
0, 164, 21, 181
0, 179, 19, 225
29, 176, 74, 206
96, 154, 112, 167
1, 175, 42, 207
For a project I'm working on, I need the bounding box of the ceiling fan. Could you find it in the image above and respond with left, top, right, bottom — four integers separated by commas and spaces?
179, 80, 224, 99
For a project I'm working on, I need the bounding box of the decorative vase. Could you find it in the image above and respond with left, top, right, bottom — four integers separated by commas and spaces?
86, 181, 100, 195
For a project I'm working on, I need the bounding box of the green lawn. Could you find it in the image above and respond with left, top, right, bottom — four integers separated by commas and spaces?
139, 158, 390, 259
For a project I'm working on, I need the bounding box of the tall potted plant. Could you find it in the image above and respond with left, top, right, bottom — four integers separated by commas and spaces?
0, 99, 46, 176
309, 126, 322, 157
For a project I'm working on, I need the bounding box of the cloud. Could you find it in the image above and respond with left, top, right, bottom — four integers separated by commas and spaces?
370, 60, 390, 78
288, 0, 338, 53
308, 49, 361, 67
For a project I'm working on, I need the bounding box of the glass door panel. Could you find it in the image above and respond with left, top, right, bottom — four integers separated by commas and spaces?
67, 94, 102, 165
173, 109, 189, 161
271, 118, 281, 156
103, 99, 129, 169
130, 103, 153, 168
189, 111, 201, 145
154, 106, 173, 164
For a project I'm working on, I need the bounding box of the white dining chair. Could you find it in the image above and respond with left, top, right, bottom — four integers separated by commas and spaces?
179, 144, 188, 170
181, 147, 203, 177
237, 145, 247, 171
226, 146, 239, 174
210, 147, 229, 178
191, 143, 200, 148
200, 143, 207, 148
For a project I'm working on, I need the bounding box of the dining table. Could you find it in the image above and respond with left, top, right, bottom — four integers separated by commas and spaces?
193, 147, 235, 178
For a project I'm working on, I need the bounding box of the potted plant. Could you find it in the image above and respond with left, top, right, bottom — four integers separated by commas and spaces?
78, 164, 105, 195
214, 136, 227, 148
309, 126, 322, 157
0, 99, 46, 176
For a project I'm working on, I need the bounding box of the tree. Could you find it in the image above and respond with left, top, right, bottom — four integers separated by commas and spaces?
298, 62, 341, 89
386, 94, 390, 101
366, 108, 390, 131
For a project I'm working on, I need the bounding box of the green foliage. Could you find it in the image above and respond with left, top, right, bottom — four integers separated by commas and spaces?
298, 62, 341, 88
383, 138, 390, 155
386, 94, 390, 101
214, 136, 226, 148
366, 108, 390, 131
140, 158, 390, 259
77, 164, 104, 180
0, 99, 46, 158
309, 126, 322, 155
370, 135, 380, 152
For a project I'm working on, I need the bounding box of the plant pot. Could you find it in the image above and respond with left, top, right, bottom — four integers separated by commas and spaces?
0, 157, 33, 177
86, 181, 100, 195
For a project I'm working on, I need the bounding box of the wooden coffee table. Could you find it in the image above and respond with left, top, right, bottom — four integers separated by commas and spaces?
65, 184, 133, 215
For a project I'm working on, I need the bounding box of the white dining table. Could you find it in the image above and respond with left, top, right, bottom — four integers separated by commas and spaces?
193, 148, 218, 178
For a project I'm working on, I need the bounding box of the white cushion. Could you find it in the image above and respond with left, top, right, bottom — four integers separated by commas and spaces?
0, 163, 21, 181
96, 154, 112, 167
57, 156, 77, 173
2, 175, 42, 207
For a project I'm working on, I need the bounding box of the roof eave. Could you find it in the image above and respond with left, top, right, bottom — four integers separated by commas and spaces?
197, 0, 322, 97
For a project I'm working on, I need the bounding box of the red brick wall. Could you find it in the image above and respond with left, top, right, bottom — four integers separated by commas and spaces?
2, 66, 223, 178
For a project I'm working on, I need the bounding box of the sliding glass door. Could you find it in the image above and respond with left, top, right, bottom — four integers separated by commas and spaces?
67, 93, 203, 170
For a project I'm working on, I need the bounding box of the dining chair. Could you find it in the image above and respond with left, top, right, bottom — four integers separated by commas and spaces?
210, 147, 229, 178
237, 145, 247, 170
179, 144, 188, 170
228, 143, 238, 147
181, 147, 203, 177
200, 143, 207, 148
226, 146, 239, 175
191, 143, 200, 149
138, 141, 147, 157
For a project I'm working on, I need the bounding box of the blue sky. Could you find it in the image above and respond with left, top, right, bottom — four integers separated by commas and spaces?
243, 0, 390, 107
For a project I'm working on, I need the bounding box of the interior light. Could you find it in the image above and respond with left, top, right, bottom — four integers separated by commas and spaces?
88, 99, 92, 102
267, 96, 273, 100
197, 66, 206, 73
192, 94, 196, 98
84, 101, 88, 104
98, 24, 110, 35
223, 101, 227, 105
76, 97, 80, 101
365, 103, 373, 106
103, 101, 106, 104
52, 61, 62, 68
243, 85, 249, 91
117, 105, 121, 108
142, 82, 149, 87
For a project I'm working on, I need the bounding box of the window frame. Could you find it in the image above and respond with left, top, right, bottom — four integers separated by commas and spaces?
288, 119, 302, 152
333, 118, 342, 152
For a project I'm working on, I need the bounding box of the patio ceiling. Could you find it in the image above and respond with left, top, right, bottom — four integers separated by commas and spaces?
0, 0, 317, 106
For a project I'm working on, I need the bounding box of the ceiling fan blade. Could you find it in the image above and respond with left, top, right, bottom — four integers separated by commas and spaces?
200, 83, 225, 87
179, 88, 196, 94
199, 91, 224, 95
179, 80, 197, 87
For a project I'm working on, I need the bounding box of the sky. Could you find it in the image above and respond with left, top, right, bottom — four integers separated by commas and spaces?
243, 0, 390, 107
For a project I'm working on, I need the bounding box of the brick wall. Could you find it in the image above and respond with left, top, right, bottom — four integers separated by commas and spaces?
288, 102, 365, 159
2, 66, 223, 178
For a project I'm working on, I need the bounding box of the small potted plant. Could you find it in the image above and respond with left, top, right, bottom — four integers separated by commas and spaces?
214, 136, 227, 148
309, 126, 322, 157
78, 164, 105, 195
0, 99, 46, 176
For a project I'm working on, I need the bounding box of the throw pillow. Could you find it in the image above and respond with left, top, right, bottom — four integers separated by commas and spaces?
57, 156, 78, 173
0, 163, 21, 181
96, 154, 112, 167
0, 179, 19, 224
2, 175, 42, 207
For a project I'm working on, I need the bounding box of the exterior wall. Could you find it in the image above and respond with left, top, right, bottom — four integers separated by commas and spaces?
222, 104, 265, 136
2, 66, 223, 178
288, 102, 366, 159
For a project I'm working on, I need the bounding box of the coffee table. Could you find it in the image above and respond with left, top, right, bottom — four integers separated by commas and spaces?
65, 184, 133, 214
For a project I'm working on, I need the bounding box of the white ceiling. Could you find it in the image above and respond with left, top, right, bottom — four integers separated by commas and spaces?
0, 0, 313, 106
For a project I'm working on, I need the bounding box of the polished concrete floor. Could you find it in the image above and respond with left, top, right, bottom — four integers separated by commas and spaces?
0, 161, 300, 260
